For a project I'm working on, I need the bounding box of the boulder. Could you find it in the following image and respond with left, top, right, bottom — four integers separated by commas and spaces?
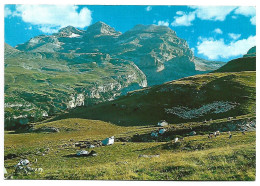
159, 128, 166, 134
76, 150, 88, 156
151, 132, 158, 137
158, 120, 168, 126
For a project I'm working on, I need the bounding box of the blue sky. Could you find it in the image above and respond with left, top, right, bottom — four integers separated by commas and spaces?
4, 5, 256, 62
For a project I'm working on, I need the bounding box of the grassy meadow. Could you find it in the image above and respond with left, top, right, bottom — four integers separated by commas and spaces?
4, 117, 255, 180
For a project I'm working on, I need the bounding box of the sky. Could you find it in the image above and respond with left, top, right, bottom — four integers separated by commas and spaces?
4, 5, 256, 62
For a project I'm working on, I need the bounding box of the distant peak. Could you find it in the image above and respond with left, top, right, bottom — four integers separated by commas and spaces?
58, 26, 85, 35
59, 26, 76, 32
93, 21, 108, 26
87, 21, 112, 30
86, 21, 121, 36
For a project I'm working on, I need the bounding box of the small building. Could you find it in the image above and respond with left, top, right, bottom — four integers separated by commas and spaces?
158, 120, 168, 127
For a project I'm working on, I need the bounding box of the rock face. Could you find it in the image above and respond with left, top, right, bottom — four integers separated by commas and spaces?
68, 94, 85, 109
113, 24, 197, 86
5, 22, 224, 128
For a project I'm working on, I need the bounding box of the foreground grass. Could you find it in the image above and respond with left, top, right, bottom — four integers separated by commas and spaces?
4, 118, 255, 180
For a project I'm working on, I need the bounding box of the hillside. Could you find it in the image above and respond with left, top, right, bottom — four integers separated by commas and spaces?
54, 71, 256, 126
243, 46, 256, 58
4, 45, 147, 128
214, 57, 256, 73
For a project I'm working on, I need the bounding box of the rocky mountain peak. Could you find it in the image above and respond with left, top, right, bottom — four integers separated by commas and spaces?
57, 26, 85, 37
86, 21, 121, 37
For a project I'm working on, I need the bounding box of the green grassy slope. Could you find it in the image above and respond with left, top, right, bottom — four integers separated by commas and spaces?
4, 49, 146, 128
214, 57, 256, 73
54, 71, 256, 126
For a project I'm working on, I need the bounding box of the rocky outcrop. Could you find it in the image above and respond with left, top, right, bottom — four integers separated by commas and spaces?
165, 101, 238, 119
68, 94, 85, 109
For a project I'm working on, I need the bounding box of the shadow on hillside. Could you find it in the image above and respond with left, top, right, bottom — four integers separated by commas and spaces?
63, 154, 96, 158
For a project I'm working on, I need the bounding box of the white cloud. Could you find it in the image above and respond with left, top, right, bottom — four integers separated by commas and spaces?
146, 6, 152, 11
157, 20, 169, 27
213, 28, 223, 34
172, 6, 236, 27
228, 33, 241, 40
234, 6, 256, 17
25, 26, 33, 30
176, 11, 184, 15
234, 6, 256, 25
197, 35, 256, 60
191, 6, 236, 21
4, 7, 12, 18
171, 12, 195, 26
250, 16, 256, 25
11, 5, 92, 33
191, 47, 195, 53
39, 26, 60, 34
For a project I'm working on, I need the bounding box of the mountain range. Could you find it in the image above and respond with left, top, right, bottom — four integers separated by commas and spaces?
5, 21, 230, 128
15, 22, 225, 84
